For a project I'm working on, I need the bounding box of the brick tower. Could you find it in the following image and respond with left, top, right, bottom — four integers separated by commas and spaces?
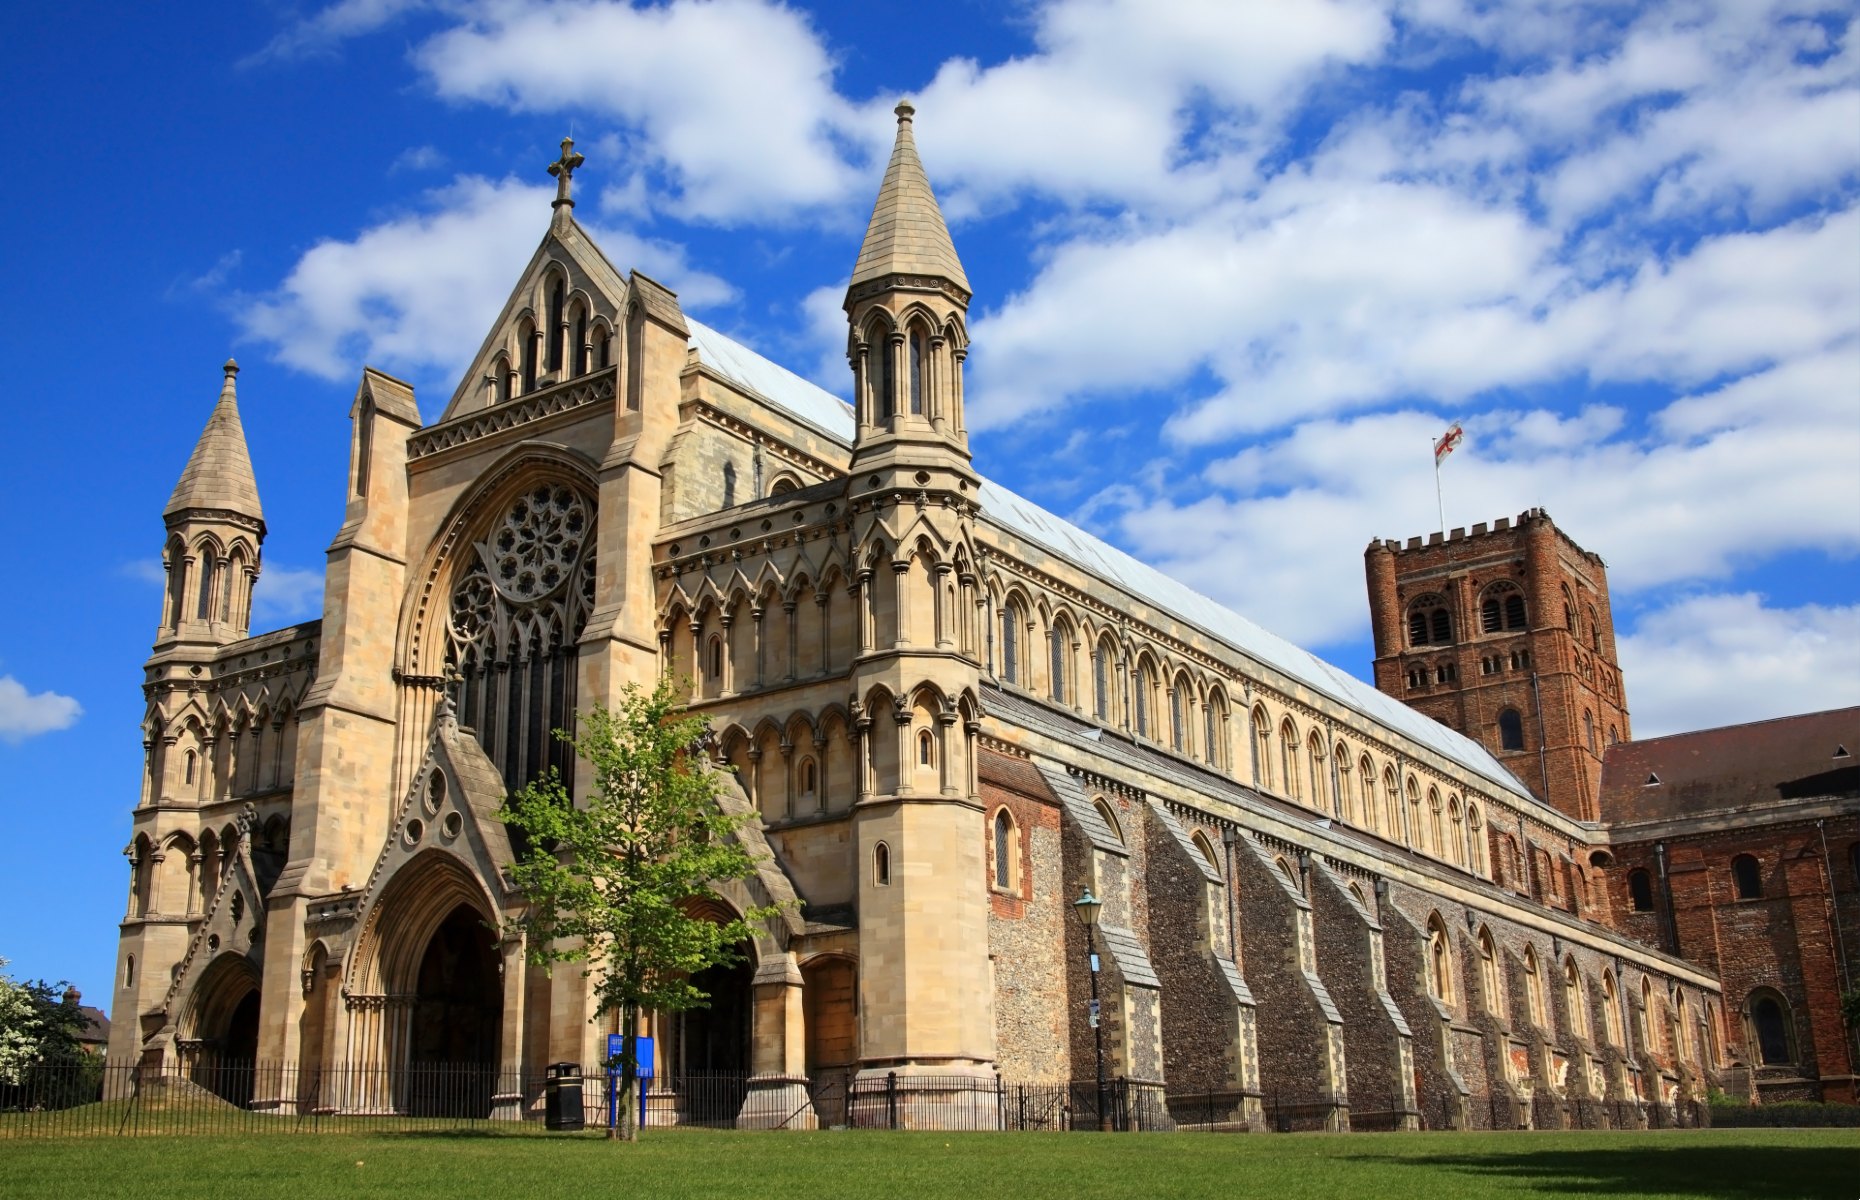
1365, 509, 1630, 821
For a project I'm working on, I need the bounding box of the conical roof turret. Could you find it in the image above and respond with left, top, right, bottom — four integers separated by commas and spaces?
849, 102, 970, 296
165, 359, 263, 527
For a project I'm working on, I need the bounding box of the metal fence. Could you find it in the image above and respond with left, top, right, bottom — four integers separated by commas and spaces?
0, 1059, 1713, 1139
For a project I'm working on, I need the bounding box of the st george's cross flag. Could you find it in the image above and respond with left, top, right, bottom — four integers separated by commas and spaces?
1434, 422, 1465, 466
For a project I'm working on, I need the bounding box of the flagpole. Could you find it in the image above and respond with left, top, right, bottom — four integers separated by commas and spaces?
1433, 437, 1446, 537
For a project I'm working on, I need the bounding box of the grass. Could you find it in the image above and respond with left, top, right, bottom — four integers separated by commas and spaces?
2, 1127, 1856, 1199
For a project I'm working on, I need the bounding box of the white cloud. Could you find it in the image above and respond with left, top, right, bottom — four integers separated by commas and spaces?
1618, 593, 1860, 738
413, 0, 866, 223
238, 174, 735, 385
390, 144, 447, 173
246, 0, 436, 64
0, 677, 81, 744
252, 566, 327, 623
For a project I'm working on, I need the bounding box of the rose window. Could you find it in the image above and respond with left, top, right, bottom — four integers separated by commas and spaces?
479, 484, 588, 602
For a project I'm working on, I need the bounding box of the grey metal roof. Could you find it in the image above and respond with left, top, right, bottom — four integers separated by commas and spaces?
683, 320, 1540, 809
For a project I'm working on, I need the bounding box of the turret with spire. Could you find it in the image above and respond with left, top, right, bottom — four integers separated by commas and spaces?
845, 102, 974, 474
157, 359, 265, 647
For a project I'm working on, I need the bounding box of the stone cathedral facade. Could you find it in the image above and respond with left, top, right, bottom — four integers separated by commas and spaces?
111, 107, 1736, 1129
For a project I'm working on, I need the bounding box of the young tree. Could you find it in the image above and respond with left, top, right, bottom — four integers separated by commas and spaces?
0, 959, 93, 1107
499, 676, 779, 1140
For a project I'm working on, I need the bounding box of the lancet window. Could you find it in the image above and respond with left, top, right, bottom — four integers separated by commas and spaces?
446, 483, 596, 795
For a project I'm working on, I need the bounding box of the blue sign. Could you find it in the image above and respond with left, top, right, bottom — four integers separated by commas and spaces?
604, 1033, 655, 1078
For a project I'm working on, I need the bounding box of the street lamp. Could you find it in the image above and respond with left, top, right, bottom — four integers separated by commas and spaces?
1073, 887, 1110, 1132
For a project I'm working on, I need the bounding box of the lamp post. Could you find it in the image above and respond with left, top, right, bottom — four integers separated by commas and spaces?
1074, 887, 1110, 1132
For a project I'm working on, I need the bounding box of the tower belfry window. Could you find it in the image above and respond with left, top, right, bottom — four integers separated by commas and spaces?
547, 278, 565, 374
909, 332, 924, 415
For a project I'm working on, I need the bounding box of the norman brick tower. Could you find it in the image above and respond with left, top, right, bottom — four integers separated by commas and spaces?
1365, 509, 1629, 821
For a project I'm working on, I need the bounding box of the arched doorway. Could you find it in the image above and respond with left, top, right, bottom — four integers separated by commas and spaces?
404, 903, 502, 1117
668, 947, 753, 1123
185, 955, 262, 1107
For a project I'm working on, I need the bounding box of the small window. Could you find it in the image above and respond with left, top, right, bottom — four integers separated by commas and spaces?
1731, 854, 1762, 900
1628, 868, 1654, 912
917, 729, 934, 768
1092, 645, 1111, 721
183, 750, 197, 785
722, 461, 737, 508
1435, 662, 1456, 684
1050, 627, 1067, 705
1498, 709, 1524, 751
873, 841, 891, 886
993, 809, 1013, 890
1584, 709, 1596, 753
909, 332, 925, 416
707, 636, 723, 680
124, 954, 135, 988
1001, 604, 1021, 684
1407, 668, 1425, 690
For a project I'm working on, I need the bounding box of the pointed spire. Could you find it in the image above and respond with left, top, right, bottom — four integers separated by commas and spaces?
849, 102, 969, 294
165, 359, 264, 525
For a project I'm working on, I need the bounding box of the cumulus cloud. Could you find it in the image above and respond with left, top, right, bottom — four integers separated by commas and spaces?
0, 677, 82, 744
238, 174, 735, 386
1618, 594, 1860, 738
253, 566, 327, 623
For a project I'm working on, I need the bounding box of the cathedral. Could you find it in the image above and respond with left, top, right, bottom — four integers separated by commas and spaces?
111, 104, 1803, 1130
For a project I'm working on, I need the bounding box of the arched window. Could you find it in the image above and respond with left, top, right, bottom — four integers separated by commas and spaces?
1205, 698, 1223, 770
1749, 990, 1793, 1064
873, 841, 891, 886
1192, 830, 1221, 876
1563, 585, 1578, 636
1427, 917, 1453, 1005
1359, 754, 1377, 832
993, 809, 1015, 890
1279, 719, 1300, 800
721, 461, 737, 508
1498, 708, 1525, 751
1001, 602, 1021, 684
183, 750, 197, 786
1092, 642, 1111, 721
1169, 679, 1186, 751
1426, 788, 1444, 856
196, 553, 217, 621
1094, 797, 1124, 846
1478, 929, 1501, 1015
574, 305, 589, 376
875, 329, 895, 421
1523, 947, 1548, 1029
1731, 854, 1763, 900
1628, 867, 1654, 911
1584, 709, 1596, 753
1135, 663, 1154, 738
1565, 959, 1591, 1040
707, 635, 724, 681
520, 317, 538, 391
917, 729, 934, 769
123, 954, 135, 989
799, 757, 818, 801
1638, 976, 1654, 1049
1253, 710, 1273, 789
1481, 582, 1527, 632
1447, 797, 1464, 866
908, 331, 925, 415
546, 276, 566, 373
1466, 803, 1484, 874
1050, 624, 1068, 705
769, 474, 799, 497
1602, 971, 1623, 1046
1308, 734, 1327, 811
1587, 605, 1601, 651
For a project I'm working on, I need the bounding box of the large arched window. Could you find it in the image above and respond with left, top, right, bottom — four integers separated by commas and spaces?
1135, 662, 1155, 739
1050, 620, 1070, 705
1253, 709, 1273, 789
546, 275, 566, 374
196, 553, 218, 622
1565, 959, 1591, 1041
1584, 708, 1596, 753
1481, 582, 1527, 632
445, 482, 595, 796
1602, 971, 1623, 1046
1628, 867, 1655, 912
1205, 693, 1226, 770
1169, 678, 1187, 751
1092, 639, 1112, 721
1308, 734, 1328, 812
1498, 708, 1525, 751
1749, 989, 1794, 1065
1426, 917, 1454, 1005
1731, 854, 1763, 900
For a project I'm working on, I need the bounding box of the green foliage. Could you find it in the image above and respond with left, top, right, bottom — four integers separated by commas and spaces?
499, 677, 781, 1136
1705, 1086, 1748, 1109
1841, 987, 1860, 1030
0, 960, 86, 1081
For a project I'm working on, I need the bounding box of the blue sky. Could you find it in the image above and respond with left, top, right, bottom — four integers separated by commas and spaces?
1, 0, 1856, 998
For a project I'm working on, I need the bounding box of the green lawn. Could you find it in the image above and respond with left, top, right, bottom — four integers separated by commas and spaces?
2, 1128, 1854, 1199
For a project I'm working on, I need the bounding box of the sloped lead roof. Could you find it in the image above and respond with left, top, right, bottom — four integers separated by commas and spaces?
681, 318, 1541, 808
166, 360, 263, 523
849, 102, 970, 294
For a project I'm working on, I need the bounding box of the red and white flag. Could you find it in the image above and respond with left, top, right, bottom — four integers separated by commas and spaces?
1433, 421, 1465, 466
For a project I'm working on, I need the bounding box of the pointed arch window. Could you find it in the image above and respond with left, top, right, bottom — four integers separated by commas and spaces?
1253, 710, 1272, 789
1135, 663, 1154, 738
993, 808, 1015, 890
1001, 602, 1021, 684
1731, 854, 1762, 899
1309, 734, 1328, 812
1565, 959, 1591, 1040
1523, 947, 1548, 1029
1478, 929, 1501, 1014
909, 331, 925, 416
873, 841, 891, 887
520, 318, 538, 392
445, 483, 594, 797
547, 277, 566, 373
873, 329, 895, 421
1749, 989, 1793, 1064
722, 461, 737, 508
1279, 719, 1300, 800
1094, 797, 1123, 846
1602, 971, 1623, 1046
1093, 643, 1111, 721
196, 553, 217, 621
1481, 582, 1527, 632
917, 728, 934, 768
1169, 680, 1186, 751
1050, 623, 1068, 705
1427, 918, 1453, 1005
1627, 867, 1654, 911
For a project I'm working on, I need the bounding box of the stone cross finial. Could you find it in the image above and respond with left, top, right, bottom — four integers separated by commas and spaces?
548, 136, 586, 209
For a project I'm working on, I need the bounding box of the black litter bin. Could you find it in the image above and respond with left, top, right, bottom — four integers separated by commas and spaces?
545, 1062, 585, 1131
